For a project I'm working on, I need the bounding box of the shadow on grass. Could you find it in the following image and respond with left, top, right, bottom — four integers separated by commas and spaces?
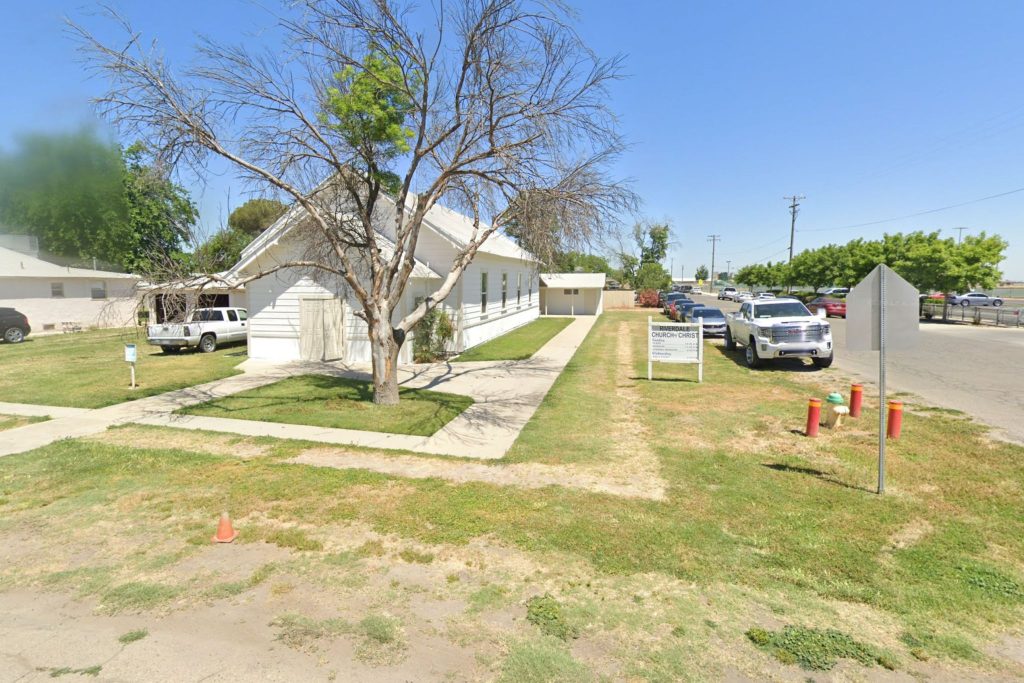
710, 344, 825, 373
762, 462, 873, 493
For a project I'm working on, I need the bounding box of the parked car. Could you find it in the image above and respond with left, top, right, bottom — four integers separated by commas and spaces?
147, 307, 249, 353
736, 291, 754, 302
820, 287, 849, 297
687, 306, 728, 336
948, 292, 1004, 307
690, 287, 703, 295
807, 297, 847, 318
664, 294, 691, 316
0, 307, 31, 344
668, 297, 693, 320
725, 299, 833, 369
756, 292, 776, 300
718, 287, 737, 301
675, 301, 702, 321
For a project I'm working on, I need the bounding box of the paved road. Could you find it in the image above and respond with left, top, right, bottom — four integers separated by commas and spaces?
690, 294, 1024, 444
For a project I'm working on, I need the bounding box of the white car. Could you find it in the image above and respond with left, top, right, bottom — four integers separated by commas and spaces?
147, 307, 249, 353
820, 287, 849, 297
756, 292, 776, 300
718, 287, 738, 301
948, 292, 1004, 307
736, 292, 754, 302
690, 287, 703, 295
725, 299, 833, 369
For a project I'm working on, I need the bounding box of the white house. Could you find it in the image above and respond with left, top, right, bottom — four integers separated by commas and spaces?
227, 194, 541, 364
0, 245, 140, 332
539, 273, 606, 316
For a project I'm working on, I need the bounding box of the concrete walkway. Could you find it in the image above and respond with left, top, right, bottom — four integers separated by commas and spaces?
0, 316, 596, 460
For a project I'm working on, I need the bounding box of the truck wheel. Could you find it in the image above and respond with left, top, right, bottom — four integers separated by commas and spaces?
198, 334, 217, 353
724, 330, 735, 351
812, 354, 834, 368
160, 346, 180, 354
744, 340, 763, 369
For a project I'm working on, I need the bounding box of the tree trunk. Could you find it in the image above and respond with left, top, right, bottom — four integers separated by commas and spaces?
368, 314, 402, 405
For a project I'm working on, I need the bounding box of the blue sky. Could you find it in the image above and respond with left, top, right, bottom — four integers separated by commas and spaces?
2, 1, 1023, 278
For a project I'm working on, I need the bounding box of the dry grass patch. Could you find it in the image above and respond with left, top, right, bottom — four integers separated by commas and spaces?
90, 424, 271, 459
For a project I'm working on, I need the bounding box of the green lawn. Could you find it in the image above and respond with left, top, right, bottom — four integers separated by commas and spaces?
0, 414, 46, 431
178, 374, 474, 436
0, 329, 246, 408
452, 317, 573, 362
1, 312, 1022, 677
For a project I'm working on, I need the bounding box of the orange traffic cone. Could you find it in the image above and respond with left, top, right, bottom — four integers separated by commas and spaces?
211, 511, 238, 544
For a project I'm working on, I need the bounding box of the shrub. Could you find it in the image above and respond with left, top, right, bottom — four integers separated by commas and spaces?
413, 308, 455, 362
525, 594, 578, 641
636, 289, 659, 307
745, 625, 897, 671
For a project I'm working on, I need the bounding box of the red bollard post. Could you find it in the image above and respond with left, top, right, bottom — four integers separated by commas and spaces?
886, 401, 903, 439
805, 398, 822, 437
849, 384, 863, 418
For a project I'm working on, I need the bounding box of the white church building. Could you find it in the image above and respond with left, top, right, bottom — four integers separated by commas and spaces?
227, 194, 541, 365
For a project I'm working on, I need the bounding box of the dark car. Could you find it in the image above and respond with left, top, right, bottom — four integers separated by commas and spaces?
807, 297, 847, 318
675, 301, 702, 320
663, 293, 690, 316
686, 306, 728, 335
0, 308, 31, 343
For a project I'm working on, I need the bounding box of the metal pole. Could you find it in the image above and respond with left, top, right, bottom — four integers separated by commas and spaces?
878, 268, 886, 495
647, 316, 653, 381
698, 317, 704, 383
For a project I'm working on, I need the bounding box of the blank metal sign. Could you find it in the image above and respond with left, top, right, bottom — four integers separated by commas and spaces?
846, 264, 919, 352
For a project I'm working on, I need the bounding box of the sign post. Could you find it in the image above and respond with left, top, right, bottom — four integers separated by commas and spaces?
124, 343, 138, 389
648, 317, 704, 382
846, 265, 918, 494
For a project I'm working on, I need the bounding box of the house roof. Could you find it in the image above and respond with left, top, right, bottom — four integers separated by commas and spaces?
231, 187, 536, 277
0, 246, 138, 280
540, 273, 607, 289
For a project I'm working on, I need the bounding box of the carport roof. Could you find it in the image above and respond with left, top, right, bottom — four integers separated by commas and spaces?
540, 273, 606, 289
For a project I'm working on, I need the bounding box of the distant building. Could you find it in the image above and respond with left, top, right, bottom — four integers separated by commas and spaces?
539, 273, 605, 316
0, 245, 140, 332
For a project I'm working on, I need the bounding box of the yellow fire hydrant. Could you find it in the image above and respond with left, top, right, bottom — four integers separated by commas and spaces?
822, 392, 849, 429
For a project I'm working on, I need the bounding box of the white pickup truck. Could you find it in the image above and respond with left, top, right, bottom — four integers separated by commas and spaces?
724, 299, 833, 368
147, 307, 249, 354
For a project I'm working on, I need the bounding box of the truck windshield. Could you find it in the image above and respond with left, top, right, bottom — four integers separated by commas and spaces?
190, 310, 224, 322
753, 302, 811, 318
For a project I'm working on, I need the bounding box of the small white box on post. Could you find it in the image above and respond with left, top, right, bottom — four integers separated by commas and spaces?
124, 343, 138, 389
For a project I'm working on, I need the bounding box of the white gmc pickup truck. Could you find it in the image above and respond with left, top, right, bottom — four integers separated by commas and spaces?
724, 299, 833, 369
147, 307, 248, 354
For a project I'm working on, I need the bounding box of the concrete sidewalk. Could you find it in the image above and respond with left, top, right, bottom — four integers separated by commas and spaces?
139, 316, 597, 459
0, 316, 596, 460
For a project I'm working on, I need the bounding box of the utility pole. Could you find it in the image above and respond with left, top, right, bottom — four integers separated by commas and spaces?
726, 260, 732, 281
707, 234, 721, 292
954, 227, 968, 244
784, 195, 805, 293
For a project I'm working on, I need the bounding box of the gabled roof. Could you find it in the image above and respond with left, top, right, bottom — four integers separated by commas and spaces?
0, 246, 138, 280
230, 187, 536, 277
540, 273, 607, 289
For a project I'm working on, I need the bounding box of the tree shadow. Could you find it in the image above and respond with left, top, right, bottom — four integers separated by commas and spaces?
761, 462, 873, 493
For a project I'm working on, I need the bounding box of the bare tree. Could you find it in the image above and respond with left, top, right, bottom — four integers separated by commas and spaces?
69, 0, 635, 404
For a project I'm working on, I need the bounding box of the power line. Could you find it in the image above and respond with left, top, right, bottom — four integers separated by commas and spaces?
802, 185, 1024, 233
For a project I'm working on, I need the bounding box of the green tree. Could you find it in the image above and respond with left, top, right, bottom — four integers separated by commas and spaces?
194, 228, 253, 272
0, 125, 126, 260
120, 143, 197, 273
0, 129, 196, 272
694, 264, 709, 281
619, 254, 640, 287
228, 198, 286, 236
635, 262, 671, 290
551, 251, 612, 275
320, 49, 417, 193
